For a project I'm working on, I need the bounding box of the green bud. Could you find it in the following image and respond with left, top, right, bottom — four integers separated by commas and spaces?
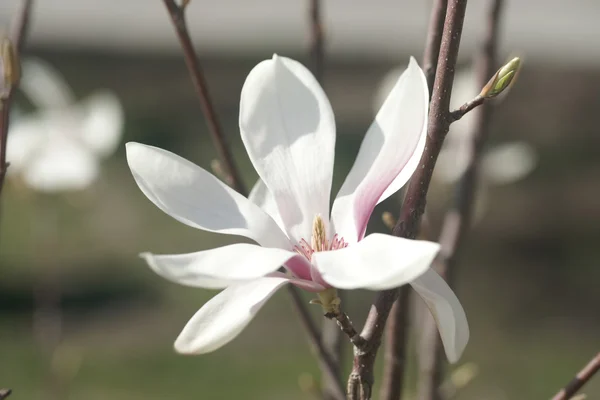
480, 57, 521, 98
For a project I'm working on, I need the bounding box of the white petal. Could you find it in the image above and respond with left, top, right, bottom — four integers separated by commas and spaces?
126, 142, 290, 249
6, 116, 46, 173
80, 91, 124, 157
24, 137, 99, 192
482, 142, 537, 185
141, 244, 299, 289
248, 178, 285, 231
312, 233, 439, 290
332, 58, 429, 243
174, 276, 289, 354
410, 269, 469, 363
239, 54, 336, 243
20, 58, 75, 109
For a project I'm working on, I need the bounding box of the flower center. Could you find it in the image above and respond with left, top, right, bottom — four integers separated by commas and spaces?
294, 214, 348, 261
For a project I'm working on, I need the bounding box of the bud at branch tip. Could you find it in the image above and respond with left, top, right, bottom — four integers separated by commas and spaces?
480, 57, 521, 99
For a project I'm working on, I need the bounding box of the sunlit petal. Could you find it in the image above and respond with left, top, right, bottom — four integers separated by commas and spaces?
141, 244, 299, 289
174, 277, 289, 354
312, 233, 439, 290
126, 142, 290, 249
411, 269, 469, 363
332, 58, 428, 242
240, 54, 335, 242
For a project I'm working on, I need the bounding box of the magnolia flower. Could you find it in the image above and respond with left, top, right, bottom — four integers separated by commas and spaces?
127, 55, 469, 362
7, 58, 124, 192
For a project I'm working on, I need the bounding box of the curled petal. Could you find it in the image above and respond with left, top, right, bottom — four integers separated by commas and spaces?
126, 142, 290, 249
411, 269, 469, 363
312, 233, 439, 290
332, 58, 428, 243
240, 54, 335, 243
141, 244, 300, 289
174, 277, 289, 354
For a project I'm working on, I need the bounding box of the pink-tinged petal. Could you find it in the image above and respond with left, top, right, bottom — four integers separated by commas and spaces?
248, 178, 285, 232
126, 142, 290, 249
239, 54, 336, 243
312, 233, 439, 290
283, 256, 313, 281
268, 271, 326, 292
174, 277, 289, 354
410, 269, 469, 363
331, 58, 428, 243
141, 244, 301, 289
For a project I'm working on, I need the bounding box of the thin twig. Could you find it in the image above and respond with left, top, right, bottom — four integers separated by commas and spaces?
449, 95, 485, 122
162, 0, 246, 193
422, 0, 448, 94
0, 0, 33, 197
288, 288, 346, 400
161, 2, 343, 398
345, 2, 469, 399
325, 309, 365, 349
417, 2, 505, 400
309, 0, 324, 82
552, 352, 600, 400
379, 288, 411, 400
380, 1, 448, 398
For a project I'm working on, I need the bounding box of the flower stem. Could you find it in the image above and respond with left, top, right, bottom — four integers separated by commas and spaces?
551, 352, 600, 400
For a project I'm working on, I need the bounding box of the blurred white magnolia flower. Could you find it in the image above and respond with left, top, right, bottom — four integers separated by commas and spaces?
127, 55, 469, 362
375, 67, 537, 189
7, 58, 124, 192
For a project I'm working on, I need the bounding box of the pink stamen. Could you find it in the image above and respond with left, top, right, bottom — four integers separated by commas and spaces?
293, 233, 348, 262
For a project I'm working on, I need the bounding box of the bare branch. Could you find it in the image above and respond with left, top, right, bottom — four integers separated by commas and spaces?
422, 0, 448, 94
379, 288, 411, 400
380, 1, 448, 397
345, 1, 470, 398
0, 0, 34, 197
161, 0, 246, 194
324, 308, 365, 349
417, 1, 505, 399
309, 0, 325, 82
552, 352, 600, 400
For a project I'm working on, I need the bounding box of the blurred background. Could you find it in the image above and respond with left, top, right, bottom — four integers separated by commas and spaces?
1, 0, 599, 399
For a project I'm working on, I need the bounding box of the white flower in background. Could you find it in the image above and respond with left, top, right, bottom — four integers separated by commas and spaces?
7, 58, 124, 192
375, 67, 537, 189
127, 55, 469, 362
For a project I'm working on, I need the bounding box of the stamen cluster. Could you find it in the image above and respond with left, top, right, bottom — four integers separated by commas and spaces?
294, 215, 348, 261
